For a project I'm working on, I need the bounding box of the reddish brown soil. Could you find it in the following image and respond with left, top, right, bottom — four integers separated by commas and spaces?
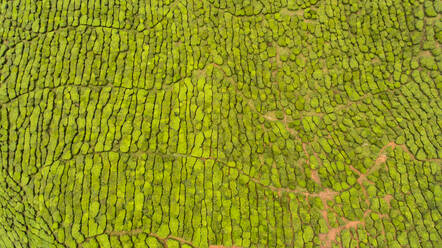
376, 154, 388, 165
383, 194, 393, 209
311, 169, 321, 185
319, 141, 421, 247
320, 213, 367, 248
302, 143, 310, 162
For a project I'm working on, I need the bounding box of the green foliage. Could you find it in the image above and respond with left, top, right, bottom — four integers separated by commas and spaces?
0, 0, 440, 248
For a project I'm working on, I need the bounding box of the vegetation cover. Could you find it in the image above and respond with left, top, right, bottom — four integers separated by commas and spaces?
0, 0, 441, 247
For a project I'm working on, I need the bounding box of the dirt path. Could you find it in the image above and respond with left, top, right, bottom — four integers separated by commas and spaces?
319, 141, 418, 247
319, 211, 368, 248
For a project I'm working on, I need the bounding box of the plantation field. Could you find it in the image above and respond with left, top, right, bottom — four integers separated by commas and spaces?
0, 0, 441, 247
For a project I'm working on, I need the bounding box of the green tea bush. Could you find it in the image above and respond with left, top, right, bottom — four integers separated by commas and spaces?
0, 0, 440, 247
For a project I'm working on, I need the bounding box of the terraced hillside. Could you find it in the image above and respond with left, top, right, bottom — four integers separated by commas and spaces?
0, 0, 441, 247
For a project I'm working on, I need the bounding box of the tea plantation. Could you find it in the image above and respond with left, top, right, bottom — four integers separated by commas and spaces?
0, 0, 441, 247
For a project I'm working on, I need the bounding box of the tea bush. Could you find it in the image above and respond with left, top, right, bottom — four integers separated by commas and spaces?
0, 0, 440, 247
